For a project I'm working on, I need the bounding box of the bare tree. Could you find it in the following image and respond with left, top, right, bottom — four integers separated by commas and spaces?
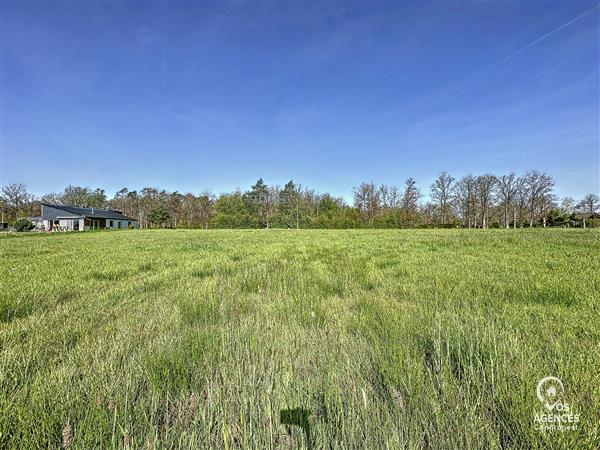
497, 173, 518, 228
475, 174, 497, 229
59, 185, 107, 208
353, 182, 381, 227
1, 183, 33, 220
2, 183, 30, 211
196, 191, 215, 229
577, 194, 600, 214
559, 197, 576, 216
401, 178, 421, 226
513, 177, 528, 228
379, 184, 401, 209
577, 194, 600, 229
523, 171, 554, 227
430, 172, 455, 225
420, 202, 437, 225
455, 175, 477, 228
139, 187, 162, 229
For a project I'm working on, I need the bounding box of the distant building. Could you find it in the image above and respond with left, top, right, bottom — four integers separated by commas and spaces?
569, 212, 600, 229
34, 203, 138, 231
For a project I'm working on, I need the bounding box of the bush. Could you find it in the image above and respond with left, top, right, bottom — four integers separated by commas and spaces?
13, 219, 34, 232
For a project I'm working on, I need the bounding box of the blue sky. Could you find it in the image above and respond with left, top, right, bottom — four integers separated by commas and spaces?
1, 1, 598, 201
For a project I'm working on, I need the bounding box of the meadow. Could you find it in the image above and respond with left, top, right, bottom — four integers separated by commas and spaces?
0, 229, 598, 449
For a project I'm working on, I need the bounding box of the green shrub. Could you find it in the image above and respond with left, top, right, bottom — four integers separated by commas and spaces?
12, 218, 34, 232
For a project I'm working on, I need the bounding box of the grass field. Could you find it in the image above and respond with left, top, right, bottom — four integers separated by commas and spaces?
0, 229, 599, 449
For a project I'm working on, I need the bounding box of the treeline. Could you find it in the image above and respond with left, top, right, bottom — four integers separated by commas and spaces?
1, 171, 599, 229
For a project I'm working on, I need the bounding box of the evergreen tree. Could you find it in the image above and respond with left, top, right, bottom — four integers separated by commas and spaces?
275, 180, 298, 228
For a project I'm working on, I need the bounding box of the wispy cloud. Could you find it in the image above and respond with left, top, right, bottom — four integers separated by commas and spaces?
421, 3, 599, 108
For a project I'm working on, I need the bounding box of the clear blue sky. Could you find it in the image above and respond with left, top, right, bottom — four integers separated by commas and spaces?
1, 1, 598, 202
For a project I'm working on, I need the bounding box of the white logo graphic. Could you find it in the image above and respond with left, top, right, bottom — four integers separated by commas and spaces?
533, 376, 579, 432
536, 376, 564, 411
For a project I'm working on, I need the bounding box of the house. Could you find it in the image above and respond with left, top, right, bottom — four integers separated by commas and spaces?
569, 212, 600, 229
581, 212, 600, 229
35, 203, 139, 231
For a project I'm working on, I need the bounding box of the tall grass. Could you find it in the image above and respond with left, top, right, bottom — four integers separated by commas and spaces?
0, 229, 598, 448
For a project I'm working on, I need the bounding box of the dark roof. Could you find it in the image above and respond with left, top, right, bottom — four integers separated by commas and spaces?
572, 212, 600, 220
41, 203, 136, 221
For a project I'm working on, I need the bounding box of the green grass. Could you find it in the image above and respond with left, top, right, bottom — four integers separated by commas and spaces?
0, 229, 599, 449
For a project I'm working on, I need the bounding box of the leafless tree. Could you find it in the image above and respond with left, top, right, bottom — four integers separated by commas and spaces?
196, 191, 215, 228
577, 194, 600, 214
523, 171, 554, 227
576, 194, 599, 229
401, 178, 421, 226
455, 175, 477, 228
430, 172, 455, 225
2, 183, 30, 211
420, 202, 437, 225
1, 183, 34, 220
497, 173, 519, 228
475, 174, 497, 229
559, 197, 576, 216
379, 184, 401, 209
353, 182, 381, 226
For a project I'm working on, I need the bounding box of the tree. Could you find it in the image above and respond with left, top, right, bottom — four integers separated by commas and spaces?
148, 202, 171, 228
559, 197, 576, 216
169, 192, 183, 228
546, 209, 568, 227
139, 187, 164, 229
577, 194, 600, 229
314, 194, 345, 228
497, 173, 518, 228
0, 197, 5, 223
195, 191, 215, 229
455, 175, 477, 228
475, 174, 497, 229
40, 192, 63, 205
109, 188, 135, 218
379, 184, 400, 209
60, 186, 107, 208
430, 172, 455, 225
1, 183, 33, 220
420, 202, 438, 226
275, 180, 299, 228
523, 171, 554, 227
577, 194, 600, 215
401, 178, 421, 227
514, 177, 528, 228
16, 170, 577, 230
353, 182, 380, 227
212, 191, 249, 228
245, 178, 272, 228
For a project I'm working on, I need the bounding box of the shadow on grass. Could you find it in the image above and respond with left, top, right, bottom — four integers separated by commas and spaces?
280, 408, 311, 449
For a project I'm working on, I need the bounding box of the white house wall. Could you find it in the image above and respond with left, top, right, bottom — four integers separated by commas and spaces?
58, 219, 73, 231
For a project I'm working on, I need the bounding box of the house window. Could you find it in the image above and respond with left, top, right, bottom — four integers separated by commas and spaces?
109, 220, 114, 227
